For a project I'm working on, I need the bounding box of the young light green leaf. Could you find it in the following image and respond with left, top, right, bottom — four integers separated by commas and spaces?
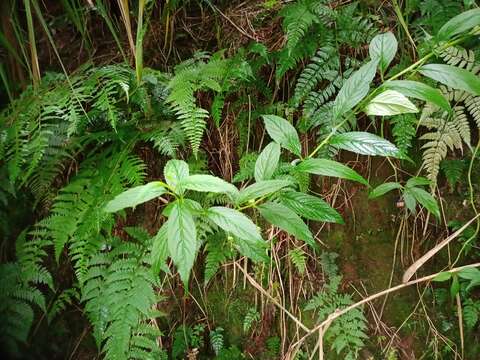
333, 58, 379, 118
369, 32, 397, 72
458, 267, 480, 280
164, 159, 189, 193
296, 158, 368, 185
368, 182, 402, 199
207, 206, 262, 242
330, 131, 401, 158
365, 90, 418, 116
407, 187, 440, 219
382, 80, 451, 113
279, 191, 344, 224
262, 115, 302, 156
419, 64, 480, 96
255, 142, 281, 182
180, 174, 238, 196
167, 201, 197, 285
437, 8, 480, 41
235, 179, 293, 204
433, 271, 452, 282
105, 182, 166, 212
258, 202, 316, 249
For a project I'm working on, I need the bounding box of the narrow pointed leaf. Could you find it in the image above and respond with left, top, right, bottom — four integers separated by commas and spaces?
437, 8, 480, 41
419, 64, 480, 96
255, 142, 281, 181
296, 158, 368, 185
279, 191, 344, 223
369, 182, 402, 199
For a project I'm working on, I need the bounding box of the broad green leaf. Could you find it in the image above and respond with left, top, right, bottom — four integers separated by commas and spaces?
206, 206, 262, 241
105, 182, 166, 212
296, 158, 368, 185
365, 90, 418, 116
235, 236, 269, 263
408, 187, 440, 219
368, 182, 402, 199
167, 201, 197, 285
403, 190, 417, 214
333, 58, 379, 118
151, 224, 169, 274
180, 174, 238, 196
258, 202, 316, 249
162, 198, 202, 217
236, 179, 293, 204
262, 115, 302, 156
164, 159, 189, 193
419, 64, 480, 96
458, 267, 480, 280
406, 177, 431, 188
255, 142, 281, 181
382, 80, 451, 113
330, 131, 401, 158
369, 32, 397, 72
279, 191, 344, 224
437, 8, 480, 41
433, 271, 452, 282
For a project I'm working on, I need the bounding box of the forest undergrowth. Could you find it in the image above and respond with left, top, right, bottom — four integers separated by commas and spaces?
1, 0, 480, 359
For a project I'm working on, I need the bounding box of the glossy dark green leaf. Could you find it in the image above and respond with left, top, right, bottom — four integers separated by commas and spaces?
330, 131, 401, 158
296, 158, 368, 185
279, 191, 344, 224
419, 64, 480, 96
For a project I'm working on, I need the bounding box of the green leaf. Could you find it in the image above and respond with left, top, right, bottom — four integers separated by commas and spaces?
255, 142, 281, 182
236, 179, 293, 204
330, 131, 400, 158
164, 159, 189, 193
382, 80, 451, 113
451, 276, 460, 298
235, 236, 269, 263
407, 187, 440, 219
206, 206, 262, 241
105, 182, 166, 212
151, 224, 169, 274
296, 158, 368, 185
180, 174, 238, 196
437, 8, 480, 41
333, 58, 379, 118
167, 201, 197, 285
258, 202, 316, 249
262, 115, 302, 156
365, 90, 418, 116
419, 64, 480, 96
458, 267, 480, 280
279, 191, 344, 224
368, 182, 402, 199
369, 32, 397, 72
403, 189, 417, 214
405, 177, 431, 188
433, 271, 452, 282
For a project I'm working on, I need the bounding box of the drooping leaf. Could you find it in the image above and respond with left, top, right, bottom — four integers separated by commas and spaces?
151, 224, 169, 274
330, 131, 401, 158
254, 142, 281, 182
262, 115, 302, 156
407, 187, 440, 219
234, 236, 269, 263
419, 64, 480, 96
365, 90, 418, 116
403, 189, 417, 214
369, 32, 397, 72
368, 182, 402, 199
167, 201, 197, 285
105, 182, 166, 212
258, 202, 316, 249
382, 80, 451, 113
164, 159, 189, 193
206, 206, 262, 241
235, 179, 293, 205
437, 8, 480, 41
296, 158, 368, 185
180, 175, 238, 196
333, 58, 379, 118
279, 191, 344, 223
